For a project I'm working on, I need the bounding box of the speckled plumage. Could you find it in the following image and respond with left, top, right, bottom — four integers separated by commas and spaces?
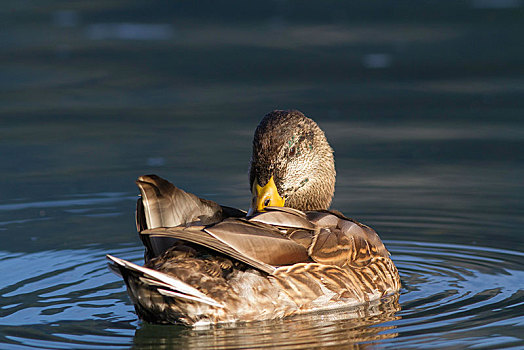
250, 110, 336, 211
107, 110, 400, 326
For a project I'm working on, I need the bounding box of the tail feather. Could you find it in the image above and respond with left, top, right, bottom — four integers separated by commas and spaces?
156, 289, 222, 306
106, 254, 224, 308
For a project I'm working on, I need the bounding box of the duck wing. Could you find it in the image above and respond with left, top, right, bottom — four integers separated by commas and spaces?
247, 207, 391, 268
141, 218, 311, 274
248, 206, 315, 229
136, 175, 245, 260
137, 175, 390, 272
306, 211, 390, 266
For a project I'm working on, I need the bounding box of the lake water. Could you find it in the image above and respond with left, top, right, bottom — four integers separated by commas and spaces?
1, 1, 523, 349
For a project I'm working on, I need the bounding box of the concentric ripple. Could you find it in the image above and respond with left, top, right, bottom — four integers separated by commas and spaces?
390, 241, 524, 349
1, 241, 522, 349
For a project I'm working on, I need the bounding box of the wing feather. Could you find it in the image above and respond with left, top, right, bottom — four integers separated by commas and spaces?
304, 211, 391, 267
141, 226, 275, 274
106, 254, 224, 308
136, 175, 245, 260
248, 207, 315, 229
205, 219, 311, 266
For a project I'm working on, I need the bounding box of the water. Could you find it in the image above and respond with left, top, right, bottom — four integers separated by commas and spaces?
1, 1, 523, 349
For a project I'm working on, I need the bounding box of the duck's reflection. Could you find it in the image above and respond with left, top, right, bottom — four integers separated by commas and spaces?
132, 294, 401, 349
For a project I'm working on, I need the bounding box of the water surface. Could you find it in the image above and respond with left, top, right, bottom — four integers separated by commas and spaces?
1, 1, 523, 349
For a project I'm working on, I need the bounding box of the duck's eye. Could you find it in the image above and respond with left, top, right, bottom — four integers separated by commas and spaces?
289, 146, 296, 157
264, 198, 271, 206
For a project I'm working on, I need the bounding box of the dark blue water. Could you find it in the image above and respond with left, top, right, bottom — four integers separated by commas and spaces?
1, 1, 523, 349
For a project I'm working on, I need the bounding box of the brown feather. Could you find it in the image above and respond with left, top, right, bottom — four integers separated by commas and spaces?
141, 226, 276, 274
108, 109, 400, 325
205, 219, 311, 266
248, 206, 315, 229
136, 174, 224, 228
112, 178, 401, 325
142, 217, 314, 272
249, 110, 335, 211
136, 175, 245, 260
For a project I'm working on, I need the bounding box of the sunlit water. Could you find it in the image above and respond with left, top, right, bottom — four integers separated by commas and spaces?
2, 1, 524, 349
1, 187, 522, 349
1, 240, 523, 349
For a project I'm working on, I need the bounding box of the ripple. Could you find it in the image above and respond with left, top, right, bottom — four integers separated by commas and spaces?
0, 241, 522, 349
390, 241, 524, 348
0, 247, 139, 349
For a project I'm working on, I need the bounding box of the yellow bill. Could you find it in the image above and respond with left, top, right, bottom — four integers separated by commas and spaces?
247, 176, 285, 216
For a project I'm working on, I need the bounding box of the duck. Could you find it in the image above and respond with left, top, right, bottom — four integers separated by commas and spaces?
107, 109, 400, 326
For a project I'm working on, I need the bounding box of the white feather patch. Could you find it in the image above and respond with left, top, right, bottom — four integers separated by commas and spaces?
106, 254, 223, 308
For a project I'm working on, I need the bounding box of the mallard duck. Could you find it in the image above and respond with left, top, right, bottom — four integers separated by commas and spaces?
107, 110, 400, 326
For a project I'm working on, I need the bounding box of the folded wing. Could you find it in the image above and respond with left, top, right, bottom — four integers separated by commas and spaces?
137, 176, 392, 273
136, 174, 244, 260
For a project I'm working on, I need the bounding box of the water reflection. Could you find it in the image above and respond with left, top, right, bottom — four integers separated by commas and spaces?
133, 295, 400, 349
86, 23, 174, 41
0, 239, 522, 348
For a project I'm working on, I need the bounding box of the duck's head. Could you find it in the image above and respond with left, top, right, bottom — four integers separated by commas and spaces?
248, 110, 336, 215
